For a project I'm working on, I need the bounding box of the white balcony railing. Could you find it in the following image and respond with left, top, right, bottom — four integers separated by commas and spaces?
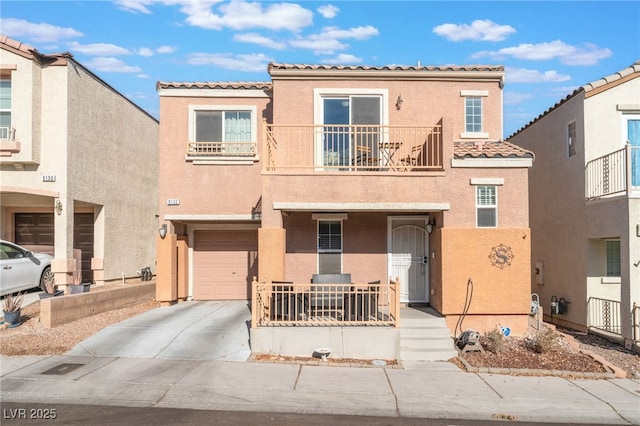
187, 141, 256, 156
585, 145, 640, 200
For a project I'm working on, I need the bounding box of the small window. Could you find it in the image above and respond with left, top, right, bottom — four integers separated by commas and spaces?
465, 97, 483, 133
606, 240, 621, 277
318, 220, 342, 274
188, 106, 256, 156
568, 121, 576, 157
476, 185, 497, 227
0, 75, 11, 140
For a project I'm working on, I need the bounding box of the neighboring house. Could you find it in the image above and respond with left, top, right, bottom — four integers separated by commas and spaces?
0, 35, 159, 288
509, 60, 640, 350
156, 63, 534, 360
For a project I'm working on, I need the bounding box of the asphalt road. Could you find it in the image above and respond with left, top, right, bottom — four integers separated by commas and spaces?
0, 403, 618, 426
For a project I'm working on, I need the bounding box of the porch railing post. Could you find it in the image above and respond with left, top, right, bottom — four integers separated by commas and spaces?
625, 143, 632, 195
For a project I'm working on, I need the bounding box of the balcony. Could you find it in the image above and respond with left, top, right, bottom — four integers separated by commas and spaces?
585, 145, 640, 200
263, 123, 443, 173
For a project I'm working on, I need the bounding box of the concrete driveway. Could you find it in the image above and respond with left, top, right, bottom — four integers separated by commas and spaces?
66, 301, 252, 362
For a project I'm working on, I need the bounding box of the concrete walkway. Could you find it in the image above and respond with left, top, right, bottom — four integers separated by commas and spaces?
1, 301, 639, 424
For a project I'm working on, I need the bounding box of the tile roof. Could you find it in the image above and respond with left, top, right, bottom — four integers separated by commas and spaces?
268, 63, 504, 72
508, 60, 640, 139
454, 140, 534, 159
0, 34, 36, 55
156, 81, 272, 90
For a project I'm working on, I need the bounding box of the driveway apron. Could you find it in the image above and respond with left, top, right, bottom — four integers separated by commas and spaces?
66, 301, 252, 362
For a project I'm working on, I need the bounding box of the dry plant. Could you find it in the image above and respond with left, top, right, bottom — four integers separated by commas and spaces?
43, 274, 56, 294
481, 327, 505, 354
525, 327, 560, 354
2, 292, 24, 312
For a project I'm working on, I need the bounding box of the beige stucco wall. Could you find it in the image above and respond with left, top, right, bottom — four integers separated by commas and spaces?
1, 46, 158, 283
510, 74, 640, 334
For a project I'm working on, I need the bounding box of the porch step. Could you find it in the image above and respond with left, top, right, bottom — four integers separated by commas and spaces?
399, 307, 458, 363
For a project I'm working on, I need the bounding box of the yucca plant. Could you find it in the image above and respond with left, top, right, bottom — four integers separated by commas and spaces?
3, 292, 24, 313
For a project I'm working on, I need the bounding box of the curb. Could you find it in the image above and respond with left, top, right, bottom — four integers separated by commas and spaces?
455, 355, 615, 378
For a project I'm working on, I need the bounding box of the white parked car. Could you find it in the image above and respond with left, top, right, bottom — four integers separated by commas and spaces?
0, 240, 54, 297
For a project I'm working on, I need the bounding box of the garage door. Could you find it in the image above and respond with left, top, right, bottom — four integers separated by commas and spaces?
193, 230, 258, 300
14, 213, 94, 282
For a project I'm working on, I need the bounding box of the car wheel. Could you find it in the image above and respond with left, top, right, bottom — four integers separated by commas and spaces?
40, 266, 54, 291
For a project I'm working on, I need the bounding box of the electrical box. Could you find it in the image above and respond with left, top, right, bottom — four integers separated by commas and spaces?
535, 261, 544, 285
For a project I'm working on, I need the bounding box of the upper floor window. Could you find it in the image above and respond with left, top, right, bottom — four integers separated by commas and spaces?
0, 75, 11, 140
606, 240, 621, 277
476, 185, 497, 227
188, 105, 257, 157
567, 121, 576, 157
465, 97, 483, 133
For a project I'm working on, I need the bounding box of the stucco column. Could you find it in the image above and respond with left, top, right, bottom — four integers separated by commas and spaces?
156, 232, 177, 305
258, 228, 286, 282
52, 195, 75, 291
91, 205, 105, 285
621, 224, 639, 349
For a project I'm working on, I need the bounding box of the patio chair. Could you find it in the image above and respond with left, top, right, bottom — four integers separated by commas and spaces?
310, 274, 351, 319
398, 144, 424, 170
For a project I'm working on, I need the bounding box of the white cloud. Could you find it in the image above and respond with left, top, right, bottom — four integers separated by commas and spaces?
473, 40, 612, 65
84, 57, 143, 73
506, 67, 571, 83
0, 18, 82, 43
290, 25, 379, 54
433, 19, 515, 42
67, 41, 131, 56
156, 45, 177, 54
503, 91, 534, 106
186, 52, 274, 72
137, 48, 155, 57
234, 33, 286, 49
322, 53, 362, 65
318, 4, 339, 19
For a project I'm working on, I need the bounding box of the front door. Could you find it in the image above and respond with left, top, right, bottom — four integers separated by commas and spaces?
389, 217, 429, 303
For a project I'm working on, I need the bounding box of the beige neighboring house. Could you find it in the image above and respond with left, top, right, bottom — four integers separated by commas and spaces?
509, 60, 640, 350
156, 62, 536, 361
0, 35, 159, 288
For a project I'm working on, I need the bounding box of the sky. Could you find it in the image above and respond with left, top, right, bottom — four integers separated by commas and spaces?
1, 0, 639, 137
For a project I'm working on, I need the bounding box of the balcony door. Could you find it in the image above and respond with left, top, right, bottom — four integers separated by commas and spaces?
320, 96, 381, 168
628, 117, 640, 187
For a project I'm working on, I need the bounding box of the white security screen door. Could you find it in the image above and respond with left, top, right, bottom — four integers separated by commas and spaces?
389, 217, 429, 303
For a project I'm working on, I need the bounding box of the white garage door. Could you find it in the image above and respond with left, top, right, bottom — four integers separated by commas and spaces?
193, 230, 258, 300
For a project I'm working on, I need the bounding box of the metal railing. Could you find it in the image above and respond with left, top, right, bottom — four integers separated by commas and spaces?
587, 297, 622, 335
585, 145, 640, 200
634, 303, 640, 343
264, 122, 443, 172
251, 277, 400, 327
187, 141, 256, 156
0, 126, 11, 140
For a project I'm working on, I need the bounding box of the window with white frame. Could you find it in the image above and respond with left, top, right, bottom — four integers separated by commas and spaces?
476, 185, 497, 227
567, 121, 576, 157
606, 240, 621, 277
465, 97, 483, 133
0, 74, 11, 140
188, 105, 257, 156
318, 220, 342, 274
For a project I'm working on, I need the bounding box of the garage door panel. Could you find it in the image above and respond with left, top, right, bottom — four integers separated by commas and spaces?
193, 230, 257, 301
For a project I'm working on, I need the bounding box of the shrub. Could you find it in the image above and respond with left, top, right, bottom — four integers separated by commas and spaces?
482, 327, 505, 354
526, 328, 560, 354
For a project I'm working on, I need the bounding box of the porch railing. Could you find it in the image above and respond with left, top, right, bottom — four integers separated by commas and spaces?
587, 297, 622, 335
264, 122, 443, 172
634, 303, 640, 343
251, 277, 400, 327
585, 145, 640, 200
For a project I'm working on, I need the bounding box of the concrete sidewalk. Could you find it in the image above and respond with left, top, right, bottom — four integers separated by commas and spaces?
1, 354, 638, 424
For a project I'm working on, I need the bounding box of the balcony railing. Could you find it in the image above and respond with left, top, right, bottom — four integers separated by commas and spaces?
585, 145, 640, 200
264, 122, 443, 172
0, 126, 12, 140
187, 141, 256, 156
587, 297, 622, 335
251, 277, 400, 327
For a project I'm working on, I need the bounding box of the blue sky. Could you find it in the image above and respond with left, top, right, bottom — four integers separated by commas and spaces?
1, 1, 639, 136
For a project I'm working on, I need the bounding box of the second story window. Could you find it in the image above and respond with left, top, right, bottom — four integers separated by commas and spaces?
0, 75, 11, 140
188, 105, 257, 156
567, 121, 576, 157
476, 185, 497, 227
465, 97, 483, 133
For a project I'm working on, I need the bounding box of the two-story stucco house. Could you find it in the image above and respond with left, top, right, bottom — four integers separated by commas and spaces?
509, 60, 640, 350
0, 36, 159, 288
156, 62, 534, 361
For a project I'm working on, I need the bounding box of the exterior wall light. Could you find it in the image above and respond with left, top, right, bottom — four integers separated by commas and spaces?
158, 223, 168, 239
54, 199, 63, 215
426, 218, 436, 234
395, 94, 403, 110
